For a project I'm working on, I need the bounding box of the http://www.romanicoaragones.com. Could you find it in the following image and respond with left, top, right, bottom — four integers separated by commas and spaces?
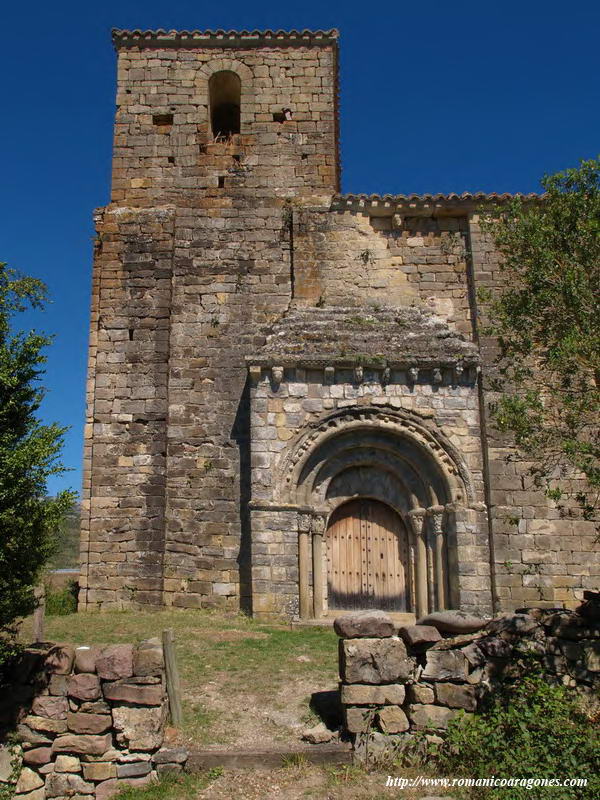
385, 776, 588, 790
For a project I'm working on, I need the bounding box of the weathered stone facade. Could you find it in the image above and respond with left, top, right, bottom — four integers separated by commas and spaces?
79, 28, 599, 617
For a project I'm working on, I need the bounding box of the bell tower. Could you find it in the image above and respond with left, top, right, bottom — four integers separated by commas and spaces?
80, 29, 340, 610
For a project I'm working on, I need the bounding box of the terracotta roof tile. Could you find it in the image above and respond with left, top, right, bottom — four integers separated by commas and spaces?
112, 29, 339, 49
334, 192, 542, 210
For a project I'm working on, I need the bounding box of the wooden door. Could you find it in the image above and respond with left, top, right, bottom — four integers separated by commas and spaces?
326, 499, 409, 611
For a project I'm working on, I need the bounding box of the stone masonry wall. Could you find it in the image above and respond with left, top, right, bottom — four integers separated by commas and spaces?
0, 641, 187, 800
336, 600, 600, 749
288, 199, 600, 613
294, 203, 472, 339
249, 363, 490, 618
468, 216, 600, 611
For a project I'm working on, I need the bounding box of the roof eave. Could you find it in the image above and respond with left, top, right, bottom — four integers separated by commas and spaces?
333, 192, 544, 217
112, 28, 340, 50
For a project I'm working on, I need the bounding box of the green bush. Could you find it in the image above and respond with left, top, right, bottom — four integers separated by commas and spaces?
0, 263, 75, 675
435, 672, 600, 799
44, 579, 78, 616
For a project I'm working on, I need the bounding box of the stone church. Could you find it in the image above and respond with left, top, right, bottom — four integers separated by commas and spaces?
78, 28, 598, 619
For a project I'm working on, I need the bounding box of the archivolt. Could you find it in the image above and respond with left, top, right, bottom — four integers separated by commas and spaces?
276, 406, 474, 511
196, 58, 254, 85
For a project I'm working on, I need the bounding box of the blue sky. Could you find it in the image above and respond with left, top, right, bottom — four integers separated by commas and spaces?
1, 0, 599, 497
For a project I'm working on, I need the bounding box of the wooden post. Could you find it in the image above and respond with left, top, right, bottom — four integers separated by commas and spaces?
162, 628, 183, 727
33, 585, 45, 643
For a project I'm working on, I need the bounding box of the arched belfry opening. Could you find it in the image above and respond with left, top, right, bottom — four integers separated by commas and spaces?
209, 71, 241, 138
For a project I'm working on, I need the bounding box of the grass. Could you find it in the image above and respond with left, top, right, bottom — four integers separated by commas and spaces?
110, 763, 428, 800
280, 753, 310, 769
114, 771, 214, 799
44, 580, 78, 616
47, 505, 80, 569
19, 608, 339, 747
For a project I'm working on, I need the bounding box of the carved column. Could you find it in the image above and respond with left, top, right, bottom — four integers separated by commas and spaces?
425, 515, 436, 613
312, 515, 326, 619
431, 510, 447, 610
409, 509, 428, 618
298, 513, 312, 620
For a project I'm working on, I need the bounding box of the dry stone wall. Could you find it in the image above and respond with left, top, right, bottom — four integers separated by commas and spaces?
336, 597, 600, 749
0, 641, 187, 800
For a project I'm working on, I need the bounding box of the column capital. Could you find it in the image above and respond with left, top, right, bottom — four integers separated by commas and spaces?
298, 512, 312, 532
311, 515, 326, 535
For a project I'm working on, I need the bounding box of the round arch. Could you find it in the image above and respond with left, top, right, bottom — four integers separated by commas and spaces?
278, 406, 473, 509
276, 407, 469, 618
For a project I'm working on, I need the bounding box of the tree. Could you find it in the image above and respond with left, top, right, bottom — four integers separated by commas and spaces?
480, 157, 600, 517
0, 263, 75, 667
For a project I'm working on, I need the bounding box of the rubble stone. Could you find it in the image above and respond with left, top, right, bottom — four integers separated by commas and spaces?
406, 684, 435, 704
117, 761, 152, 778
45, 645, 75, 675
151, 748, 188, 765
340, 683, 405, 706
377, 706, 409, 733
67, 674, 101, 702
95, 779, 120, 800
344, 707, 373, 734
45, 771, 94, 798
74, 647, 101, 674
53, 755, 81, 773
333, 611, 395, 639
301, 723, 334, 744
102, 680, 163, 705
434, 683, 477, 711
398, 625, 442, 649
15, 726, 51, 748
133, 640, 164, 677
112, 705, 165, 751
0, 745, 19, 781
79, 700, 111, 715
22, 747, 52, 767
15, 767, 44, 793
407, 704, 458, 730
422, 649, 468, 682
95, 645, 134, 680
341, 638, 414, 684
21, 715, 67, 735
51, 734, 112, 756
67, 712, 112, 735
418, 611, 488, 635
48, 675, 68, 696
31, 695, 68, 720
82, 762, 117, 781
